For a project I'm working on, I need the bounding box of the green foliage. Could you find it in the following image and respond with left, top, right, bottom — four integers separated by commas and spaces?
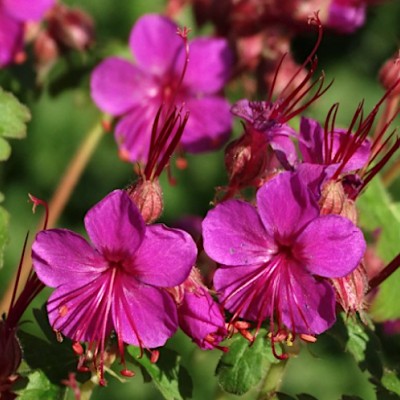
128, 346, 192, 400
357, 178, 400, 321
0, 205, 9, 269
0, 87, 30, 161
216, 329, 280, 395
17, 370, 65, 400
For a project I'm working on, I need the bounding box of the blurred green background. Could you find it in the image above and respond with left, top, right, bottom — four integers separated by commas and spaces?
1, 0, 400, 399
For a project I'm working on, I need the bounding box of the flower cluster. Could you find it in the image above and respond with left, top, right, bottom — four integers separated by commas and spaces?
0, 3, 396, 397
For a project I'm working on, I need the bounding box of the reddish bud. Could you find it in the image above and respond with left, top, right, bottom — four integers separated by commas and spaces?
34, 30, 59, 66
379, 53, 400, 97
127, 179, 163, 223
331, 263, 369, 315
48, 4, 95, 52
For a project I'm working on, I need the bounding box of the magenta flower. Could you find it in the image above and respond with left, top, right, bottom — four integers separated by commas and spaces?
0, 0, 54, 67
172, 269, 227, 350
90, 14, 233, 162
31, 190, 197, 384
327, 0, 366, 34
202, 172, 365, 351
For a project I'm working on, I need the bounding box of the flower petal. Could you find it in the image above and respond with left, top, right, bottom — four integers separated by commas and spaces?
0, 10, 23, 67
3, 0, 54, 21
180, 96, 232, 153
46, 274, 113, 342
203, 199, 274, 266
133, 224, 196, 287
279, 264, 336, 334
32, 229, 107, 288
84, 190, 145, 257
112, 277, 178, 348
90, 58, 157, 116
114, 103, 157, 162
182, 37, 232, 94
294, 214, 366, 278
129, 14, 182, 77
256, 172, 319, 239
213, 263, 270, 321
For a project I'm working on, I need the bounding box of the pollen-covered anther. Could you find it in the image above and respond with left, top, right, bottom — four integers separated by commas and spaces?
120, 368, 135, 378
300, 334, 317, 343
150, 350, 159, 364
72, 342, 84, 355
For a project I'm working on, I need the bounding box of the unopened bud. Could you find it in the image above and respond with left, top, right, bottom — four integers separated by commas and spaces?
331, 263, 368, 315
379, 53, 400, 97
48, 4, 95, 52
34, 30, 59, 66
128, 179, 163, 224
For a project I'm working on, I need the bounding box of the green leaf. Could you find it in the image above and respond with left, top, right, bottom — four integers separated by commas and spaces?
344, 316, 369, 364
0, 204, 9, 269
357, 178, 400, 321
17, 370, 65, 400
381, 369, 400, 396
0, 86, 30, 162
216, 330, 279, 395
128, 346, 192, 400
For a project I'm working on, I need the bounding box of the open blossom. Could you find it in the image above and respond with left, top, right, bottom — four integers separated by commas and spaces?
202, 172, 366, 352
31, 190, 197, 384
0, 0, 54, 67
327, 0, 366, 33
91, 14, 233, 162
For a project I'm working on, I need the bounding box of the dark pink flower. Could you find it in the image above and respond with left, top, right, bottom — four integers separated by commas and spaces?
327, 0, 366, 33
0, 0, 54, 67
202, 172, 365, 354
90, 14, 233, 162
31, 190, 197, 384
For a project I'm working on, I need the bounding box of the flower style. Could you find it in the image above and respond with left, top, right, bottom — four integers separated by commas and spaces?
202, 172, 366, 355
0, 0, 54, 67
91, 14, 233, 162
31, 190, 197, 384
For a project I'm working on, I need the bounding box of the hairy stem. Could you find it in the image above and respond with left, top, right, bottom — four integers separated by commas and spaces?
257, 360, 287, 400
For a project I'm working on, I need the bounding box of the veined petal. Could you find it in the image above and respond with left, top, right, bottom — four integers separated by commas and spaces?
133, 225, 196, 287
213, 263, 270, 321
112, 277, 178, 348
3, 0, 54, 21
0, 10, 23, 67
299, 117, 324, 164
129, 14, 182, 77
114, 103, 158, 162
203, 199, 274, 266
90, 58, 157, 116
279, 263, 336, 334
46, 274, 113, 342
294, 214, 366, 278
84, 190, 145, 258
257, 172, 319, 240
180, 97, 232, 153
182, 37, 233, 94
32, 229, 108, 288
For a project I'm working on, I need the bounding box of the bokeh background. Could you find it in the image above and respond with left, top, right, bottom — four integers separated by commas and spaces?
1, 0, 400, 399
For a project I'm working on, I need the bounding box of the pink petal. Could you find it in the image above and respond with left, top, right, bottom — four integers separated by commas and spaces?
279, 263, 336, 334
32, 229, 108, 288
213, 264, 270, 321
112, 277, 178, 348
203, 200, 274, 267
84, 190, 145, 257
182, 37, 233, 94
129, 14, 182, 77
180, 96, 232, 153
46, 274, 113, 342
294, 215, 366, 278
3, 0, 54, 21
0, 10, 23, 67
90, 57, 158, 116
114, 103, 158, 162
256, 172, 319, 240
133, 225, 196, 287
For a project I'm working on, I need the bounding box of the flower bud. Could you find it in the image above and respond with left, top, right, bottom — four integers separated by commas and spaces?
379, 53, 400, 97
0, 322, 22, 398
128, 179, 163, 224
48, 4, 95, 52
331, 263, 369, 315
